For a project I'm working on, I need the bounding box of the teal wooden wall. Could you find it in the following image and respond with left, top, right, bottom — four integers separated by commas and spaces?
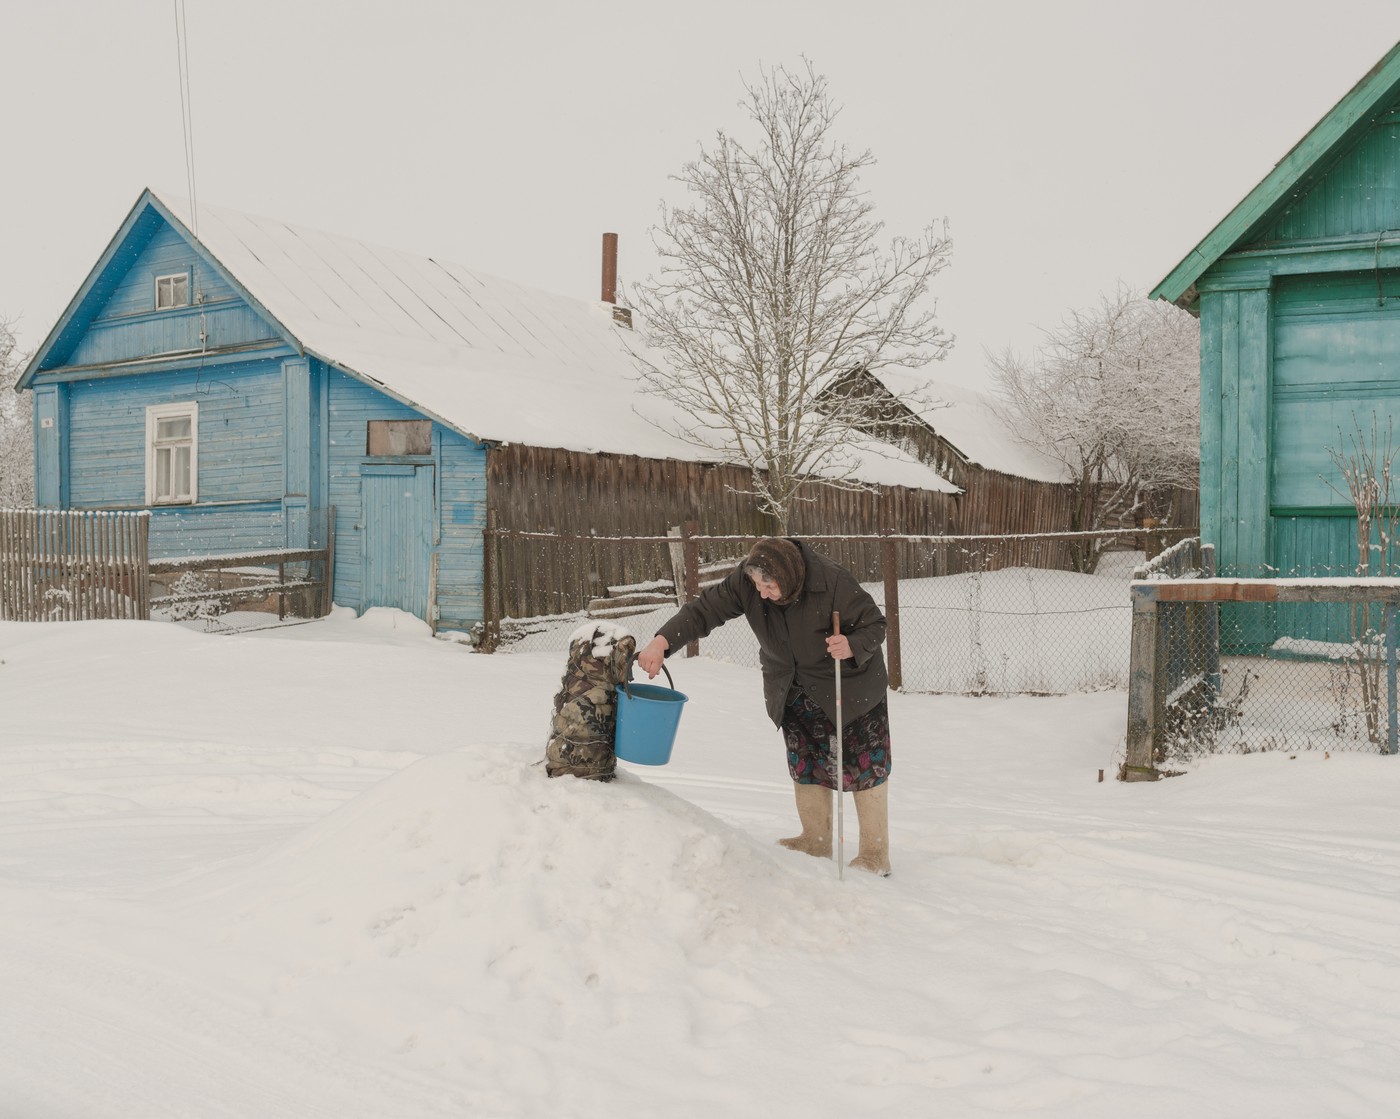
1196, 102, 1400, 649
1263, 108, 1400, 242
1272, 270, 1400, 511
323, 367, 486, 630
1197, 283, 1272, 577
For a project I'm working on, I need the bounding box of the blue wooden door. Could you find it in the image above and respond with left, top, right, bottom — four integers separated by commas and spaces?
361, 464, 434, 618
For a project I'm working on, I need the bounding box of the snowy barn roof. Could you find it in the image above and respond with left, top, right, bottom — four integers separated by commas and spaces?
23, 188, 956, 495
871, 369, 1068, 483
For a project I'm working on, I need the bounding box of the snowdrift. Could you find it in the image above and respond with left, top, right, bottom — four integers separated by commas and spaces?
169, 746, 873, 1067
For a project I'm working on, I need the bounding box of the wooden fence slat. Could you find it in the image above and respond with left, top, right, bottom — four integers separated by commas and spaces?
138, 512, 150, 620
0, 508, 316, 624
1, 511, 10, 619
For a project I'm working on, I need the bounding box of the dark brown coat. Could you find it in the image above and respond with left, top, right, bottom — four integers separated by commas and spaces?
655, 540, 888, 728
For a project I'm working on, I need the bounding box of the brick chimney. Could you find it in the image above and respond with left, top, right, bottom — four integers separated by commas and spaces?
602, 232, 632, 328
601, 232, 618, 303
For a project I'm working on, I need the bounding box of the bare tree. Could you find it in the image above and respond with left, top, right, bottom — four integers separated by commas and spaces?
990, 288, 1199, 571
629, 61, 953, 532
0, 319, 33, 508
1327, 415, 1400, 745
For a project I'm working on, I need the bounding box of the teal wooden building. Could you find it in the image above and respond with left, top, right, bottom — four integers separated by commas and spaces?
1154, 42, 1400, 640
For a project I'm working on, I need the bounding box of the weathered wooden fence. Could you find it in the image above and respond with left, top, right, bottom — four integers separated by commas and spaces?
149, 547, 333, 622
483, 443, 1197, 620
1125, 575, 1400, 779
483, 525, 1195, 690
1, 508, 333, 624
0, 509, 151, 621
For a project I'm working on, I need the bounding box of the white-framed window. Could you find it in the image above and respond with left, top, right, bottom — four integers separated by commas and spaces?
145, 401, 198, 505
155, 271, 191, 310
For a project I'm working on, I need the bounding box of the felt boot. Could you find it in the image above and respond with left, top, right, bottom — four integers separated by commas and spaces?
848, 782, 892, 876
777, 782, 833, 858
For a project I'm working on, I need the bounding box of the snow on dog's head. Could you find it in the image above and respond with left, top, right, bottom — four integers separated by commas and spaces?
567, 620, 634, 660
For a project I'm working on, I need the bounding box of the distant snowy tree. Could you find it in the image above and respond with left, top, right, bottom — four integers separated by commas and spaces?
629, 61, 953, 532
989, 289, 1199, 570
0, 319, 33, 508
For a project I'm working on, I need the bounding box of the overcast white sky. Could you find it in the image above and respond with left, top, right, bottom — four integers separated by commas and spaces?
5, 1, 1400, 386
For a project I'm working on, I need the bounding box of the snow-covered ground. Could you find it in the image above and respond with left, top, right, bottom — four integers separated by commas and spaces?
4, 611, 1400, 1117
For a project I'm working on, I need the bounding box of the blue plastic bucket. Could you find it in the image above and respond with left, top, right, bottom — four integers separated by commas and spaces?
614, 662, 688, 766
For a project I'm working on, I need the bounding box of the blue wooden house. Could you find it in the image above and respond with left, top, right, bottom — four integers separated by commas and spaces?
1153, 42, 1400, 641
16, 188, 958, 631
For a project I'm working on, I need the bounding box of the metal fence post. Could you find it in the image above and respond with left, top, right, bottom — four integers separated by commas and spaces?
1201, 543, 1221, 705
1123, 582, 1160, 780
1387, 604, 1398, 756
137, 511, 151, 621
882, 537, 902, 692
666, 526, 686, 607
480, 507, 500, 653
323, 506, 337, 617
681, 519, 701, 658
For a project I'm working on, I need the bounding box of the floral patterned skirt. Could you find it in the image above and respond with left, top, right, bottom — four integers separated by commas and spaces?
781, 691, 891, 791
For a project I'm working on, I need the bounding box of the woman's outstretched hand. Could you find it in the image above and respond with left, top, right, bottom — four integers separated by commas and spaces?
637, 635, 670, 678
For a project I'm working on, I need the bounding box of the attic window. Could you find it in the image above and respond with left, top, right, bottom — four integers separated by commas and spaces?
155, 272, 190, 310
367, 420, 431, 456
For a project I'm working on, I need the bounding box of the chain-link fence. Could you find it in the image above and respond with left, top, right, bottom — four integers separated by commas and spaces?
1125, 544, 1400, 776
487, 527, 1193, 696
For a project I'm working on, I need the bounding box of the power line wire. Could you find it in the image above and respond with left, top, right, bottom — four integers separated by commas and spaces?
173, 0, 199, 239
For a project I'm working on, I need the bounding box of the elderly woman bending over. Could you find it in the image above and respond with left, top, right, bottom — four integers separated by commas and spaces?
636, 537, 892, 875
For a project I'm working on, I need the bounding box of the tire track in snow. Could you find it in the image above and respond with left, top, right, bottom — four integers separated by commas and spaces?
0, 892, 490, 1119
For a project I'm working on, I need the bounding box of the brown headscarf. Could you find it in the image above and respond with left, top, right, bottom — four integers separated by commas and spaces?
743, 537, 806, 606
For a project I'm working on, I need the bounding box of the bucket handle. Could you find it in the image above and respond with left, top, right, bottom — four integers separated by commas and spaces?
624, 653, 674, 699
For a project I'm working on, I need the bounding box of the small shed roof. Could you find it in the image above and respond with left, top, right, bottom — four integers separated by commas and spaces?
1152, 40, 1400, 308
22, 189, 956, 494
869, 369, 1069, 483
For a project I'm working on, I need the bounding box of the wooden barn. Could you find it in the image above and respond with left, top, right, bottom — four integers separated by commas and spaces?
1153, 41, 1400, 609
16, 188, 966, 632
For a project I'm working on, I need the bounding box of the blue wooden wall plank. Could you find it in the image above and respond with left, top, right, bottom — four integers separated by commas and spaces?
283, 358, 312, 549
322, 368, 487, 624
148, 503, 286, 558
97, 223, 238, 318
68, 305, 281, 368
66, 359, 286, 508
32, 385, 65, 508
64, 221, 279, 369
435, 427, 486, 628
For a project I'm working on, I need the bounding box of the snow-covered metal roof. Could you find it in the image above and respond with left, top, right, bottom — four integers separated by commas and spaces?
148, 189, 956, 494
872, 368, 1069, 483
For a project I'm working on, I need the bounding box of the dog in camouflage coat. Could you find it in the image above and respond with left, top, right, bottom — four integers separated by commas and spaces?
544, 622, 637, 780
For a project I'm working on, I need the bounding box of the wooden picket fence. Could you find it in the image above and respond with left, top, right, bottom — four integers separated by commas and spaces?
1, 508, 335, 625
0, 508, 152, 621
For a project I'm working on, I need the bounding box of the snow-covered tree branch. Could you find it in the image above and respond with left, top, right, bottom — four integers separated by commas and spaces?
0, 318, 33, 508
989, 288, 1199, 570
629, 61, 953, 531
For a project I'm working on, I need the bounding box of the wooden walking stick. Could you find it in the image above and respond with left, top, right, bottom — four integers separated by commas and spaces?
833, 610, 844, 880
